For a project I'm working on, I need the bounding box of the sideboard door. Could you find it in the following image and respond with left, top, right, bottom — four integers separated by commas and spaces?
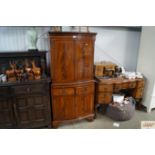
0, 98, 15, 128
14, 95, 50, 129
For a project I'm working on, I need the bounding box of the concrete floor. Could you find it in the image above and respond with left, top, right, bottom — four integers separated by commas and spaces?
58, 110, 155, 129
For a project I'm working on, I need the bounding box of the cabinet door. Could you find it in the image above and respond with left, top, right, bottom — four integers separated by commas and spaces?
15, 95, 50, 128
75, 40, 94, 81
51, 40, 75, 83
0, 99, 15, 128
52, 87, 75, 121
75, 84, 94, 117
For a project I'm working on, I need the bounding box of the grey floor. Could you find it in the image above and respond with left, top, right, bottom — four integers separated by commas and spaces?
58, 110, 155, 129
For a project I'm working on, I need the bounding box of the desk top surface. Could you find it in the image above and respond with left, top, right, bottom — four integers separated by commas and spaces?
95, 76, 144, 84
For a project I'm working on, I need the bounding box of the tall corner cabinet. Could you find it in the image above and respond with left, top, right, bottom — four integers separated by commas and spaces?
49, 32, 97, 128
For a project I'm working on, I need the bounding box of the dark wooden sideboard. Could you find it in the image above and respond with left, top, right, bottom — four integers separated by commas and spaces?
0, 51, 51, 129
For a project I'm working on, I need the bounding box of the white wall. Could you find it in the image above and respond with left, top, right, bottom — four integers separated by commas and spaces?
0, 26, 50, 51
89, 27, 141, 71
0, 26, 141, 71
137, 26, 155, 112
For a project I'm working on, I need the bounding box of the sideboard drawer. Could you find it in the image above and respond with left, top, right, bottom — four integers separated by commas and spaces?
12, 84, 45, 95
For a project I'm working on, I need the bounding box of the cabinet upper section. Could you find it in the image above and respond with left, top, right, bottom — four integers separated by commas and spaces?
49, 32, 97, 84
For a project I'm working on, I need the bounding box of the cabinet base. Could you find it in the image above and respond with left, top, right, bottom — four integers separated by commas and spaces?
52, 114, 95, 128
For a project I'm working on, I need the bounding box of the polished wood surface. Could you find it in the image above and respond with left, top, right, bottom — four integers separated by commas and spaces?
95, 76, 145, 113
49, 32, 96, 128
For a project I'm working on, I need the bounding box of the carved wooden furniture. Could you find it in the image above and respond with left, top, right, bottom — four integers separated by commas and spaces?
49, 32, 97, 128
95, 76, 145, 113
94, 61, 117, 77
0, 51, 51, 129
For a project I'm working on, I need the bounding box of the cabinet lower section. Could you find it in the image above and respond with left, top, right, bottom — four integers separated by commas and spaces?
51, 81, 95, 128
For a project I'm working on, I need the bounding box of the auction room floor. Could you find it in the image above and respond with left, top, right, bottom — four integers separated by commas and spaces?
59, 110, 155, 129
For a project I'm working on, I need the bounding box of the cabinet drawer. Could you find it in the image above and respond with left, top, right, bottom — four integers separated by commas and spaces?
98, 84, 113, 92
76, 84, 94, 95
52, 88, 75, 96
97, 93, 112, 104
12, 84, 45, 95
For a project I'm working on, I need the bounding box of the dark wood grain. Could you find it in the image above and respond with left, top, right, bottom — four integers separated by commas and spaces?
0, 51, 51, 129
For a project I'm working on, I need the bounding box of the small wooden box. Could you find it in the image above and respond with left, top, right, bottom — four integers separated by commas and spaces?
94, 65, 103, 76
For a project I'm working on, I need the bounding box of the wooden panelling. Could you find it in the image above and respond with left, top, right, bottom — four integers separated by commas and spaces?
49, 32, 96, 128
0, 98, 15, 128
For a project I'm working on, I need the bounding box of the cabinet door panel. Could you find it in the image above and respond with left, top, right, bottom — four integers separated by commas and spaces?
75, 40, 94, 81
76, 84, 94, 117
15, 95, 50, 128
0, 99, 15, 128
51, 40, 75, 83
52, 95, 75, 121
76, 93, 94, 117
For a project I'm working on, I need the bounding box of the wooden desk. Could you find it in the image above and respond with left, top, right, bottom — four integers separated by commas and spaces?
95, 76, 145, 112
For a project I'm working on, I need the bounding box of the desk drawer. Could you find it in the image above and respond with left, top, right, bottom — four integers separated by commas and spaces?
136, 80, 144, 88
122, 81, 129, 89
97, 93, 112, 104
98, 84, 113, 92
114, 83, 122, 92
128, 81, 136, 89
